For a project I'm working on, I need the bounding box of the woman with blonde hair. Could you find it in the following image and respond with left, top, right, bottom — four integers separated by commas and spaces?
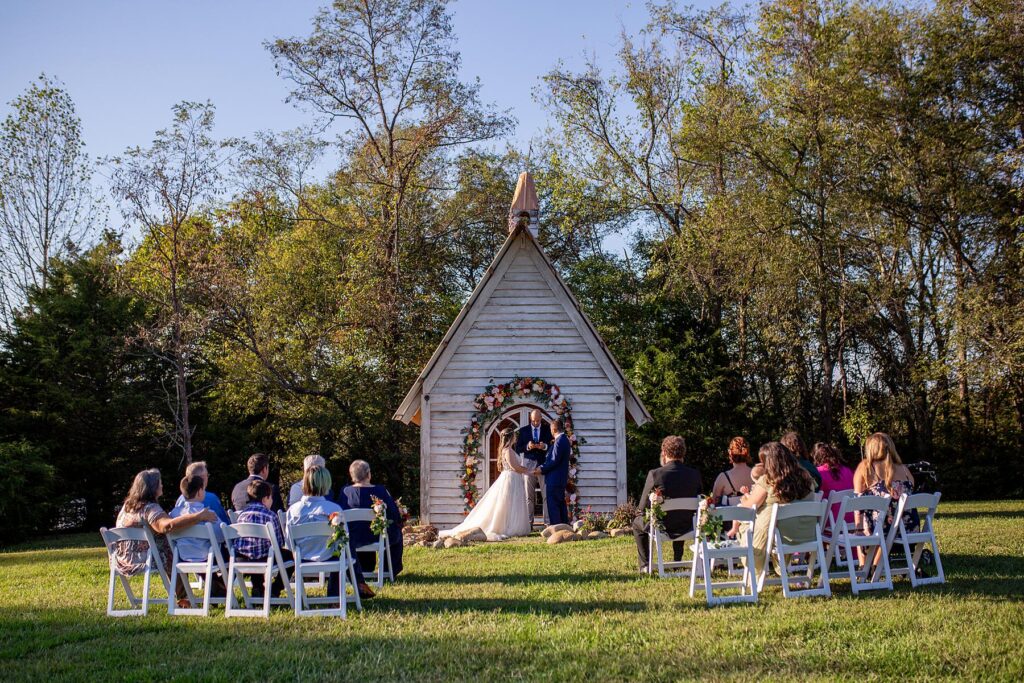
440, 426, 534, 541
853, 432, 918, 553
712, 436, 754, 505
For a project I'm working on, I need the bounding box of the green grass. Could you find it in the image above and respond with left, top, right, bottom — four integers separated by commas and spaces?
1, 500, 1022, 682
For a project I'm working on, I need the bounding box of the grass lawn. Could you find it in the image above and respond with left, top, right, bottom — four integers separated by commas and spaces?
1, 500, 1022, 682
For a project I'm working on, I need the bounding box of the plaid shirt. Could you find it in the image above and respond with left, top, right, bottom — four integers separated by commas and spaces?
234, 502, 285, 560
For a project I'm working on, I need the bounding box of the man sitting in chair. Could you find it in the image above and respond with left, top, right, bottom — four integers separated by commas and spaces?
632, 436, 703, 573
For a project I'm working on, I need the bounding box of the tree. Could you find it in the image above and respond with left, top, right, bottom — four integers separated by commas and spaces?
0, 74, 98, 328
0, 235, 165, 530
108, 102, 224, 465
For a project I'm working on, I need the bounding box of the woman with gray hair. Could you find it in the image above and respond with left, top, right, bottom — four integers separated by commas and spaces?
288, 454, 327, 506
114, 468, 218, 608
338, 459, 405, 579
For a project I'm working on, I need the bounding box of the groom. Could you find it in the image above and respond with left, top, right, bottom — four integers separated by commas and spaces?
539, 418, 571, 526
516, 410, 552, 523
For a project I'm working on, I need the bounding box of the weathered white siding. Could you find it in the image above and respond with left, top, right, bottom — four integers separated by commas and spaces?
420, 236, 625, 529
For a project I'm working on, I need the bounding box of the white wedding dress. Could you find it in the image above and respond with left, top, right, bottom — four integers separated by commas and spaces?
441, 447, 532, 541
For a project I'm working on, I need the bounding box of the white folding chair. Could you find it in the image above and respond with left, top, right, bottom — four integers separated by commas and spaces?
166, 523, 229, 616
287, 521, 362, 617
227, 510, 240, 523
648, 498, 699, 578
880, 492, 945, 587
826, 495, 893, 594
221, 522, 295, 617
759, 500, 831, 598
342, 509, 394, 589
277, 510, 288, 544
813, 491, 824, 502
821, 489, 857, 570
688, 506, 758, 605
100, 526, 171, 617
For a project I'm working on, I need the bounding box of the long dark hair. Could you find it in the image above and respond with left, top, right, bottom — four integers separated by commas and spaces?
123, 468, 161, 514
779, 431, 808, 460
811, 442, 845, 479
760, 442, 813, 503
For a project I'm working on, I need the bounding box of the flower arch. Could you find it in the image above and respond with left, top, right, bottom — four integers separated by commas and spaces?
459, 376, 582, 520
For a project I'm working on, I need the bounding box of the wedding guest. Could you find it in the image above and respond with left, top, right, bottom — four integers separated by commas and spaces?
169, 474, 226, 596
235, 479, 291, 599
812, 442, 855, 525
853, 432, 918, 567
632, 436, 702, 573
338, 459, 405, 580
779, 431, 822, 491
173, 460, 230, 524
113, 468, 218, 608
231, 453, 284, 512
287, 465, 374, 600
711, 436, 754, 505
737, 442, 817, 577
288, 454, 326, 506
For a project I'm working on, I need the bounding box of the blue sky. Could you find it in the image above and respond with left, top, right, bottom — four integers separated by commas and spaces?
0, 1, 663, 160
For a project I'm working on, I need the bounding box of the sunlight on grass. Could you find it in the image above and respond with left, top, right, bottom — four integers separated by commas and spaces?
1, 500, 1022, 681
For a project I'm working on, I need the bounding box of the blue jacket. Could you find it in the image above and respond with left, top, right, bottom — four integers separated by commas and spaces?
540, 434, 571, 489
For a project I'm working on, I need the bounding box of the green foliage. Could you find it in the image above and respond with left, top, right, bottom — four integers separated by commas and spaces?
0, 440, 54, 543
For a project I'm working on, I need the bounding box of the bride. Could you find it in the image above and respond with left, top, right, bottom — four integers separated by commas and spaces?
441, 427, 535, 541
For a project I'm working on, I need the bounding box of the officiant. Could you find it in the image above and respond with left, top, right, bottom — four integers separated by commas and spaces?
516, 409, 552, 525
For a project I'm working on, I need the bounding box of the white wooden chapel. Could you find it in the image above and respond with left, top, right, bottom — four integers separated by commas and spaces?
394, 173, 651, 529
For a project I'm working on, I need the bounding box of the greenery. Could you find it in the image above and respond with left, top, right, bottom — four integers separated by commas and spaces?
0, 500, 1021, 681
1, 0, 1022, 537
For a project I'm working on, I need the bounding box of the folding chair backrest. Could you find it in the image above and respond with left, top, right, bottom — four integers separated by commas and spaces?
813, 491, 824, 502
342, 509, 376, 523
101, 525, 148, 547
167, 523, 218, 542
662, 498, 699, 512
827, 488, 856, 509
902, 492, 940, 517
772, 500, 827, 522
287, 521, 333, 561
277, 510, 286, 530
228, 510, 239, 523
842, 494, 890, 516
714, 506, 756, 524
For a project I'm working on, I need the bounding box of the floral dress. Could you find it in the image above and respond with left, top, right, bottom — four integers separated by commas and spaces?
858, 480, 919, 536
112, 502, 172, 576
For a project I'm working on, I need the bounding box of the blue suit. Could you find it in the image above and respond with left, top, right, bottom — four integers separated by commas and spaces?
540, 433, 571, 525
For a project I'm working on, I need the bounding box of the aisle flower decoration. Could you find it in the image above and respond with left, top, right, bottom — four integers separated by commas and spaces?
696, 494, 725, 545
459, 375, 584, 519
327, 511, 349, 558
644, 487, 666, 531
396, 497, 410, 523
370, 495, 389, 537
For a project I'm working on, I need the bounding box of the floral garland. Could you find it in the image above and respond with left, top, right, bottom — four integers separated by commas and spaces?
459, 376, 583, 520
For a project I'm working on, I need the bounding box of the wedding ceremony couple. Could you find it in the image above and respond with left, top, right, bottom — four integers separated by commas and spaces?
442, 411, 570, 541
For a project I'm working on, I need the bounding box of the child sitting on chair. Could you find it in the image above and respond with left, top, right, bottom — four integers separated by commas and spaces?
235, 479, 291, 598
169, 474, 227, 597
170, 475, 220, 562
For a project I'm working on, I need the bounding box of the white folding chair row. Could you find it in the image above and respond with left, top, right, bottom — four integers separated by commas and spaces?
825, 494, 893, 594
342, 509, 395, 589
759, 499, 832, 598
689, 506, 759, 605
220, 522, 294, 617
100, 526, 172, 617
164, 523, 229, 616
648, 498, 699, 578
287, 520, 363, 618
227, 510, 240, 524
877, 492, 945, 587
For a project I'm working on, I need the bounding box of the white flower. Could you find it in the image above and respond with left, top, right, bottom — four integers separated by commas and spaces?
569, 467, 577, 477
649, 491, 664, 505
569, 493, 577, 502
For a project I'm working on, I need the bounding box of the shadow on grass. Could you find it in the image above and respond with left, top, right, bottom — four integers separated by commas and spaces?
938, 509, 1024, 520
401, 570, 634, 586
375, 595, 654, 615
0, 532, 100, 554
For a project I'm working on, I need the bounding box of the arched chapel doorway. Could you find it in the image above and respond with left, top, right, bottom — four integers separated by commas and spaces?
483, 404, 552, 497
